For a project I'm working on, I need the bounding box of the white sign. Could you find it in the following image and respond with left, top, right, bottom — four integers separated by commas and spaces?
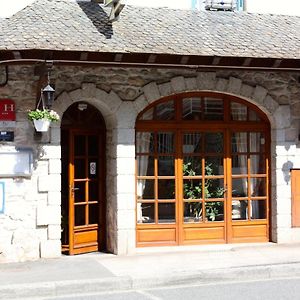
0, 182, 4, 213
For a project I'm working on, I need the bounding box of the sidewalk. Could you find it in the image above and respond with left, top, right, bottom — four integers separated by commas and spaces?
1, 242, 300, 299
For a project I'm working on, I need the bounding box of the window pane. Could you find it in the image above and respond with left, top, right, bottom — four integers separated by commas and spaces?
184, 202, 203, 222
251, 200, 266, 219
158, 203, 175, 223
203, 98, 223, 120
136, 132, 154, 154
88, 204, 98, 225
74, 182, 85, 203
88, 181, 98, 202
232, 132, 247, 153
158, 156, 174, 176
232, 178, 247, 197
231, 102, 247, 121
157, 132, 174, 153
249, 109, 261, 121
183, 133, 202, 153
232, 200, 248, 220
182, 98, 202, 120
205, 132, 223, 153
137, 203, 155, 223
74, 135, 86, 156
154, 100, 175, 120
183, 156, 202, 176
158, 180, 175, 199
250, 132, 265, 152
205, 201, 224, 222
205, 157, 223, 176
137, 156, 154, 176
139, 107, 154, 120
205, 179, 224, 199
137, 180, 154, 200
88, 135, 98, 156
250, 154, 266, 174
251, 178, 266, 197
183, 179, 202, 199
74, 159, 86, 179
75, 205, 86, 226
232, 155, 247, 175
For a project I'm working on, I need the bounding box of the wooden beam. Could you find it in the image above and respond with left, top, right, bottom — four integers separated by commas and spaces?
12, 51, 21, 59
180, 56, 189, 64
212, 56, 221, 65
242, 58, 252, 66
147, 54, 157, 63
114, 53, 123, 62
80, 52, 89, 61
272, 59, 282, 68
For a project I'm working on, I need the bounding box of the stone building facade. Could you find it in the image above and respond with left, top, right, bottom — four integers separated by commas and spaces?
0, 63, 300, 262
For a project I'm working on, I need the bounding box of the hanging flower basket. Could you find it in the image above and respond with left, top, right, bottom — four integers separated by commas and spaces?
28, 109, 60, 132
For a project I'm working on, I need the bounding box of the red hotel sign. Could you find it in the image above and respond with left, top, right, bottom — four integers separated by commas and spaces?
0, 99, 15, 121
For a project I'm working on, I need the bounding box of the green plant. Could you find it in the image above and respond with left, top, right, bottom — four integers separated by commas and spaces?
27, 109, 59, 122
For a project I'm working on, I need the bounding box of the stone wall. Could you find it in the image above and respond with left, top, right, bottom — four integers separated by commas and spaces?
0, 64, 299, 262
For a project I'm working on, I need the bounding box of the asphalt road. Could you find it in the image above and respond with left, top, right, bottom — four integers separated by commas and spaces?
44, 277, 300, 300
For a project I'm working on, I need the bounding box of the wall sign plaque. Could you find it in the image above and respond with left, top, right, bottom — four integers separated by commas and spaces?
0, 131, 14, 142
0, 99, 15, 121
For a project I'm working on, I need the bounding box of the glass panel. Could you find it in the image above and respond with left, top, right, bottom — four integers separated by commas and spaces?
182, 98, 202, 120
158, 156, 174, 176
137, 203, 155, 223
74, 135, 86, 156
74, 181, 85, 203
88, 181, 98, 202
232, 200, 248, 220
205, 132, 223, 153
139, 107, 154, 120
251, 200, 266, 219
250, 154, 266, 174
183, 133, 202, 153
88, 135, 98, 156
157, 132, 174, 153
158, 203, 175, 223
183, 179, 202, 199
137, 180, 154, 200
184, 202, 203, 222
205, 157, 223, 176
232, 132, 247, 153
158, 180, 175, 199
205, 179, 224, 199
203, 98, 224, 120
183, 156, 202, 176
88, 159, 98, 179
232, 178, 247, 197
249, 109, 261, 121
75, 205, 86, 226
136, 132, 154, 154
88, 204, 98, 224
154, 100, 175, 120
250, 132, 265, 152
137, 156, 154, 176
232, 155, 247, 175
74, 159, 86, 179
205, 201, 224, 222
231, 102, 247, 121
251, 178, 266, 197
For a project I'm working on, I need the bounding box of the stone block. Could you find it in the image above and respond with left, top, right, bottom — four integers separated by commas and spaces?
81, 83, 96, 98
185, 77, 197, 90
117, 144, 135, 158
37, 205, 61, 226
117, 229, 135, 255
117, 174, 135, 194
240, 84, 254, 98
196, 72, 216, 90
116, 102, 137, 129
285, 128, 297, 142
263, 95, 279, 114
228, 77, 242, 94
113, 128, 135, 145
171, 76, 186, 92
274, 105, 291, 129
69, 89, 83, 102
48, 225, 61, 240
48, 191, 61, 205
134, 95, 148, 114
117, 193, 136, 210
38, 175, 61, 192
216, 78, 228, 92
158, 82, 172, 97
49, 159, 61, 174
106, 90, 122, 114
143, 82, 160, 103
40, 240, 61, 258
40, 145, 61, 159
50, 127, 61, 144
253, 86, 268, 104
117, 157, 135, 175
117, 209, 135, 230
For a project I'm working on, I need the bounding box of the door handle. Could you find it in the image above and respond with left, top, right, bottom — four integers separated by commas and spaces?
71, 187, 80, 191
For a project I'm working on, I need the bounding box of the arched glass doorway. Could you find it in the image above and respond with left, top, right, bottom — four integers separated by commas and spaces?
135, 92, 270, 246
61, 102, 106, 255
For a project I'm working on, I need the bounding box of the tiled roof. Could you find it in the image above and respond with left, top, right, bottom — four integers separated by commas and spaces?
0, 0, 299, 59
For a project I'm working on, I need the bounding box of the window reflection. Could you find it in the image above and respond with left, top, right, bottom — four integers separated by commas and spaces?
137, 203, 155, 223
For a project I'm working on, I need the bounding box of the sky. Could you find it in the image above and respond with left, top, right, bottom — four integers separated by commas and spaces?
0, 0, 300, 18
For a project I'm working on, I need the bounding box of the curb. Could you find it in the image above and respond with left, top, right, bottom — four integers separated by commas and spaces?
3, 262, 300, 299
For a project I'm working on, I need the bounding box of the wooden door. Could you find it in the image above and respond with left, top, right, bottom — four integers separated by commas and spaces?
291, 169, 300, 227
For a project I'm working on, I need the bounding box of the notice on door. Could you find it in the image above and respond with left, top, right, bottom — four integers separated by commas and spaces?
0, 182, 4, 214
90, 162, 96, 175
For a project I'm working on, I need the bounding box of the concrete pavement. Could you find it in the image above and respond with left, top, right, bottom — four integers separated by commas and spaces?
1, 242, 300, 299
